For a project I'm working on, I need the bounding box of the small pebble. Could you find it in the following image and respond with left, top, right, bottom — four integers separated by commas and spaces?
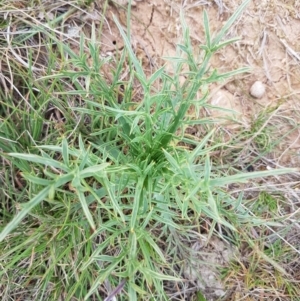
250, 81, 266, 99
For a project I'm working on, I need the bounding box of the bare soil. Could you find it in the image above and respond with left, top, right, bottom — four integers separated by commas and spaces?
97, 0, 300, 167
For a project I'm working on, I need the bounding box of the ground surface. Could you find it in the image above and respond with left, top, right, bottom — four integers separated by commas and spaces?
1, 0, 300, 300
105, 0, 300, 166
61, 0, 300, 161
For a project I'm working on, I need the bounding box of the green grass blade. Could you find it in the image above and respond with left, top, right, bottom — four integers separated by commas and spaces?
79, 163, 110, 178
210, 168, 297, 187
212, 0, 250, 46
22, 173, 54, 186
142, 233, 166, 264
62, 138, 69, 167
76, 189, 96, 232
8, 153, 69, 172
113, 15, 146, 83
0, 186, 51, 242
103, 176, 125, 223
203, 10, 211, 49
130, 176, 145, 231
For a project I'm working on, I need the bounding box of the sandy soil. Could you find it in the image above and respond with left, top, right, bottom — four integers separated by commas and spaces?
92, 0, 300, 168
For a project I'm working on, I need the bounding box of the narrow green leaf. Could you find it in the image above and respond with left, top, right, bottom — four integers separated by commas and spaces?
76, 189, 96, 231
113, 15, 146, 83
190, 129, 215, 161
79, 163, 110, 178
210, 168, 297, 187
54, 173, 74, 187
94, 255, 116, 262
84, 253, 125, 300
197, 291, 208, 301
0, 186, 51, 241
134, 70, 149, 88
148, 66, 165, 85
62, 138, 69, 167
204, 67, 250, 84
203, 10, 211, 49
162, 149, 181, 172
8, 153, 69, 172
203, 154, 211, 183
107, 106, 144, 116
212, 0, 250, 46
48, 184, 55, 200
213, 37, 240, 50
130, 176, 145, 230
129, 232, 138, 259
206, 188, 220, 220
143, 233, 166, 264
22, 173, 54, 186
103, 176, 125, 222
183, 180, 204, 204
78, 133, 86, 153
79, 148, 90, 172
128, 286, 138, 301
130, 115, 142, 136
139, 266, 181, 281
177, 44, 189, 54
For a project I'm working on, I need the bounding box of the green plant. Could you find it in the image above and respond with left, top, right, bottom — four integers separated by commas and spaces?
0, 0, 296, 300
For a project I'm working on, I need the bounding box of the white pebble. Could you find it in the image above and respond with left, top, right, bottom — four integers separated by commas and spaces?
250, 81, 265, 99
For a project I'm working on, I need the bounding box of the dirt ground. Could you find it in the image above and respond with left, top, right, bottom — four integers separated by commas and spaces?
90, 0, 300, 167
